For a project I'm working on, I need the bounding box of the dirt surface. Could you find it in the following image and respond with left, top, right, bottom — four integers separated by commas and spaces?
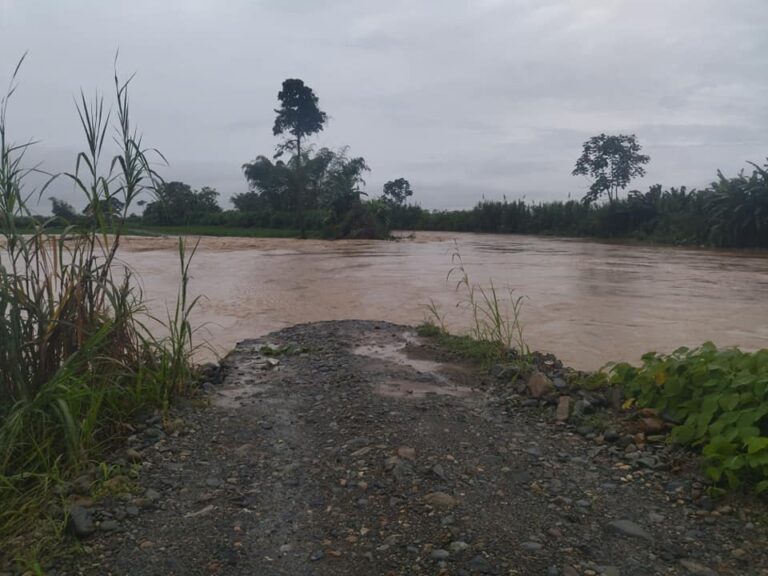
59, 321, 767, 576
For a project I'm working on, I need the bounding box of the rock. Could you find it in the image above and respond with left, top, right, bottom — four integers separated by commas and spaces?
126, 448, 143, 462
679, 559, 718, 576
397, 446, 416, 461
553, 376, 568, 390
597, 567, 620, 576
520, 541, 543, 551
605, 519, 652, 542
392, 461, 415, 484
604, 429, 620, 442
639, 416, 665, 434
68, 505, 95, 538
555, 396, 572, 422
423, 492, 458, 509
309, 549, 325, 561
527, 371, 554, 398
449, 541, 469, 553
99, 519, 119, 532
431, 549, 450, 560
145, 488, 161, 501
185, 504, 215, 518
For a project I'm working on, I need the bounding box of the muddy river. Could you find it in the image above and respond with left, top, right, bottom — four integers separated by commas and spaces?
117, 231, 768, 370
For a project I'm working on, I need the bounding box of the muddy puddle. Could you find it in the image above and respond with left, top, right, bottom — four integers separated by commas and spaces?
353, 333, 474, 398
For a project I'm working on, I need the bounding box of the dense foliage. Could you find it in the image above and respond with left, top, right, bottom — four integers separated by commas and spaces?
141, 181, 221, 225
387, 161, 768, 249
610, 344, 768, 493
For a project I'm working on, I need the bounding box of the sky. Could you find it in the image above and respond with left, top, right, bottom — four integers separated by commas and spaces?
1, 0, 767, 212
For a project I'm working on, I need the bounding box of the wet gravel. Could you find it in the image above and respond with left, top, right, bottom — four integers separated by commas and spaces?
49, 320, 768, 576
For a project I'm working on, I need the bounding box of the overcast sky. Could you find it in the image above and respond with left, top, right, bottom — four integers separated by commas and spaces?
1, 0, 766, 212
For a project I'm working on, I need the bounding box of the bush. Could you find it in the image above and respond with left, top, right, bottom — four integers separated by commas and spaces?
610, 344, 768, 492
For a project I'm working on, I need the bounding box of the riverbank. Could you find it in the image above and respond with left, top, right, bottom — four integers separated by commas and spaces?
39, 320, 768, 576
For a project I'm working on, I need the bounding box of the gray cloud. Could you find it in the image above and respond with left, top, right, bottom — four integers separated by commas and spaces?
1, 0, 766, 212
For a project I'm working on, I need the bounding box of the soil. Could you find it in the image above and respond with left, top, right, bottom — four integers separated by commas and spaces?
54, 320, 768, 576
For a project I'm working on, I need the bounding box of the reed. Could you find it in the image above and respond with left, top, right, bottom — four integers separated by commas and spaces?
0, 58, 199, 560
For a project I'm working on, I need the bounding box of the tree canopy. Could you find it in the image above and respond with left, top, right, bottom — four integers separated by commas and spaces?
273, 79, 327, 159
142, 181, 221, 225
50, 197, 77, 219
572, 133, 650, 204
382, 178, 413, 206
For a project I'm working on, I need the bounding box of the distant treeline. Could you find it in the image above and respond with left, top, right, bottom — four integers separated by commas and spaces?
390, 162, 768, 249
44, 158, 768, 249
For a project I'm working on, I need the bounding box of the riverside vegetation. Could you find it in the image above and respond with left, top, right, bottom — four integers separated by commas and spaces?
0, 60, 199, 565
419, 248, 768, 495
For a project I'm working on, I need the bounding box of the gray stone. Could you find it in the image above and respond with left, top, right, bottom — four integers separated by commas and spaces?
520, 541, 543, 551
449, 541, 469, 553
555, 396, 572, 422
99, 519, 119, 532
679, 560, 718, 576
431, 549, 450, 560
597, 567, 621, 576
68, 505, 95, 538
605, 519, 652, 542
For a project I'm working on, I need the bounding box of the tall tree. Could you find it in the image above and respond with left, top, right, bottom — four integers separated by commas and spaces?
572, 133, 650, 204
382, 178, 413, 206
50, 197, 77, 220
272, 79, 327, 237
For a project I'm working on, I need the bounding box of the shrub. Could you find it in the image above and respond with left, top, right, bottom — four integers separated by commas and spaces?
610, 343, 768, 492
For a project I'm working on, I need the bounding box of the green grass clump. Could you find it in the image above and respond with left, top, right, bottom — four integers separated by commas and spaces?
416, 322, 508, 366
0, 58, 200, 562
610, 343, 768, 493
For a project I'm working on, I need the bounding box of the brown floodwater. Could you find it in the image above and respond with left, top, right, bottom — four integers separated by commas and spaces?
116, 231, 768, 370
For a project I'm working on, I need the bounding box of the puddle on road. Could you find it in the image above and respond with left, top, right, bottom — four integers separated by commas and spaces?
212, 383, 272, 408
374, 379, 473, 399
353, 335, 444, 374
354, 333, 474, 399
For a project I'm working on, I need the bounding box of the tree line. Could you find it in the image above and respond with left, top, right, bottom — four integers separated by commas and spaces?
45, 80, 767, 248
388, 161, 768, 249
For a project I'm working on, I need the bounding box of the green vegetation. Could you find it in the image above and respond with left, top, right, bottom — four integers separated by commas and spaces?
415, 324, 512, 366
421, 245, 529, 365
610, 344, 768, 493
572, 133, 650, 204
0, 61, 198, 560
387, 161, 768, 249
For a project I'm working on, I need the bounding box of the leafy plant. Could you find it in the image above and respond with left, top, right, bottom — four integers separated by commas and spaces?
610, 343, 768, 492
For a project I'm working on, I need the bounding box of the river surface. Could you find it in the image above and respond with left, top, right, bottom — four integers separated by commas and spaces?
117, 231, 768, 370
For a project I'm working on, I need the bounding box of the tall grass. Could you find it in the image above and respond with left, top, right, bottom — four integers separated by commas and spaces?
423, 244, 529, 361
0, 59, 199, 560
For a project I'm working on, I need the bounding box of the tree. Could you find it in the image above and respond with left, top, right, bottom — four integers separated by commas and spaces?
272, 78, 328, 237
142, 181, 221, 225
382, 178, 413, 206
572, 133, 650, 204
50, 197, 77, 220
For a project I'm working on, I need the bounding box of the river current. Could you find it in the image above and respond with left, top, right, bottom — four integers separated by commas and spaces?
118, 231, 768, 370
